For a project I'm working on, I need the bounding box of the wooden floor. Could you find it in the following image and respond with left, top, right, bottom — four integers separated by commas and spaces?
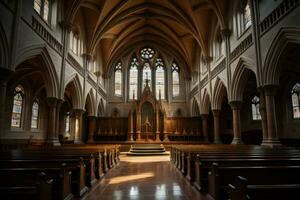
80, 154, 211, 200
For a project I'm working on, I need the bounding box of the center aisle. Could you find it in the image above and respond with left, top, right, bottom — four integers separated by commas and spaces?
81, 154, 211, 200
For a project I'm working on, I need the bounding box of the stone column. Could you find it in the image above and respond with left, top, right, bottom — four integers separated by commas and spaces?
87, 116, 97, 143
0, 80, 8, 136
73, 109, 85, 144
201, 114, 209, 143
0, 69, 14, 137
155, 107, 160, 142
230, 101, 243, 144
212, 110, 222, 144
128, 111, 134, 141
264, 86, 281, 146
136, 111, 141, 141
163, 116, 169, 142
46, 97, 61, 146
258, 88, 268, 145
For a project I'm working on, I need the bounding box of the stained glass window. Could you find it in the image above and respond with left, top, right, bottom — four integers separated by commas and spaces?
31, 100, 39, 129
140, 47, 155, 60
155, 58, 165, 100
251, 96, 261, 120
114, 62, 122, 96
291, 83, 300, 119
172, 62, 180, 97
65, 112, 71, 138
142, 62, 152, 89
129, 58, 139, 100
11, 85, 24, 128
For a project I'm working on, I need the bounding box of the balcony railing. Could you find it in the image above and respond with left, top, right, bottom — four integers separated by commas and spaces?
260, 0, 300, 35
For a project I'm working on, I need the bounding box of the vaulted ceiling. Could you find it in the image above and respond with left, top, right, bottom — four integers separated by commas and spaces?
64, 0, 230, 76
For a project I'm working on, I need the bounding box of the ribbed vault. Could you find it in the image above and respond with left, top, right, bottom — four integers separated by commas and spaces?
63, 0, 230, 76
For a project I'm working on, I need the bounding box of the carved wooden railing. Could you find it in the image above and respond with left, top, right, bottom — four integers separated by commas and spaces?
260, 0, 300, 35
31, 17, 63, 54
211, 58, 226, 79
230, 34, 253, 62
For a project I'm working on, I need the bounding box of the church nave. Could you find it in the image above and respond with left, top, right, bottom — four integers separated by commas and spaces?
81, 155, 209, 200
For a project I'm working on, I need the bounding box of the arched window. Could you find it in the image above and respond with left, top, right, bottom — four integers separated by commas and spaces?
215, 33, 223, 59
238, 0, 252, 35
251, 96, 261, 120
34, 0, 50, 22
140, 47, 155, 60
114, 62, 122, 96
243, 1, 252, 30
155, 58, 165, 99
291, 83, 300, 119
11, 85, 24, 128
31, 99, 39, 129
70, 31, 82, 56
129, 58, 139, 100
65, 112, 71, 137
172, 62, 180, 97
142, 62, 152, 89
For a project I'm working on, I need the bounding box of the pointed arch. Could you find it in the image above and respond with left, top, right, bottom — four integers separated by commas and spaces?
15, 45, 59, 98
84, 89, 96, 116
231, 57, 257, 101
212, 78, 228, 110
64, 74, 83, 109
201, 89, 211, 114
263, 27, 300, 86
97, 98, 105, 117
192, 98, 200, 116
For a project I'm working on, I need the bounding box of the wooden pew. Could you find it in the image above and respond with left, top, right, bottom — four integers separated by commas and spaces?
208, 163, 300, 200
229, 176, 300, 200
170, 145, 300, 193
0, 164, 72, 200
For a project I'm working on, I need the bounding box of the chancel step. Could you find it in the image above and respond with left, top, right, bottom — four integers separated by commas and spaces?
127, 144, 169, 156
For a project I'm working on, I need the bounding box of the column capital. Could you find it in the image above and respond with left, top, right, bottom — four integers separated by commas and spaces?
59, 21, 73, 32
200, 114, 209, 120
87, 115, 97, 120
212, 109, 221, 117
46, 97, 59, 107
82, 53, 94, 62
202, 55, 213, 64
72, 108, 85, 116
263, 85, 278, 96
229, 101, 243, 110
220, 29, 231, 39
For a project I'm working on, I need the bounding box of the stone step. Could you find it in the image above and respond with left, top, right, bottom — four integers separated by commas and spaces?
127, 144, 168, 156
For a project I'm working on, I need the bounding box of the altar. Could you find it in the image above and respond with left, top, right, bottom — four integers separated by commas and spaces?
128, 79, 166, 142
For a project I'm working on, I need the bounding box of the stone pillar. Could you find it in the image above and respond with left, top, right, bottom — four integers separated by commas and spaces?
136, 111, 141, 141
230, 101, 243, 144
264, 86, 281, 146
73, 109, 85, 144
201, 114, 209, 143
128, 111, 134, 141
163, 116, 169, 142
0, 69, 14, 137
87, 116, 97, 143
46, 97, 61, 146
212, 110, 222, 144
0, 80, 7, 136
258, 88, 268, 145
155, 107, 160, 142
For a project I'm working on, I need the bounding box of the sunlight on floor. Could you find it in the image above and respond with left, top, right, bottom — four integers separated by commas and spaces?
108, 172, 154, 184
120, 154, 171, 163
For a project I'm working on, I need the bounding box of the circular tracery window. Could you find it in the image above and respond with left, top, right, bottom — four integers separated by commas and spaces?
140, 47, 155, 59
